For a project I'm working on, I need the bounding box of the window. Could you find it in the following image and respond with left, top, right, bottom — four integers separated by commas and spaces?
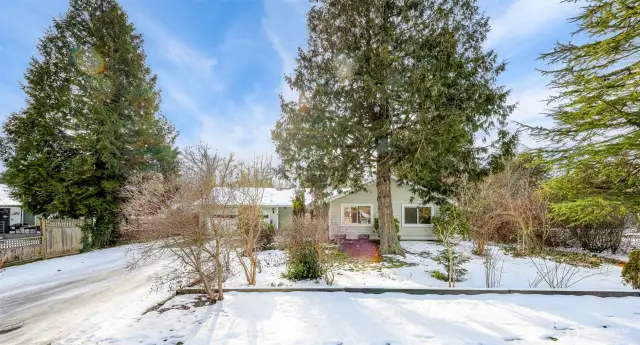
402, 205, 431, 225
342, 204, 372, 225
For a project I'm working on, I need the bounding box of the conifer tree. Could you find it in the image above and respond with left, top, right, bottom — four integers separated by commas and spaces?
272, 0, 514, 253
1, 0, 178, 247
533, 0, 639, 208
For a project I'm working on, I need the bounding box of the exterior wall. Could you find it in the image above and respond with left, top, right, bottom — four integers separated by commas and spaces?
210, 206, 278, 228
329, 181, 438, 240
0, 206, 23, 234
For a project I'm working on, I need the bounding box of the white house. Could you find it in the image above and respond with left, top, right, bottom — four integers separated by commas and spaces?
208, 187, 299, 229
327, 177, 439, 240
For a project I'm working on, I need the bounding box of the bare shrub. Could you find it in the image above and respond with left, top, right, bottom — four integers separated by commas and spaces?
528, 257, 603, 289
458, 158, 552, 253
483, 248, 504, 288
122, 144, 237, 301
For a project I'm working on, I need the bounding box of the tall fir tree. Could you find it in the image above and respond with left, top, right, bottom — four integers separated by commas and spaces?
1, 0, 179, 247
533, 0, 639, 208
272, 0, 515, 254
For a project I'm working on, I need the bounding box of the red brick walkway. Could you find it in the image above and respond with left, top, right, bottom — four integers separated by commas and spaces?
339, 239, 380, 263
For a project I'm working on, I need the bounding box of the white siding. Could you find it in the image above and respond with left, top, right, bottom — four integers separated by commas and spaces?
329, 180, 438, 240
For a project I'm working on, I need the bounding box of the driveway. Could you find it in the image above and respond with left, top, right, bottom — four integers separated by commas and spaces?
0, 246, 169, 345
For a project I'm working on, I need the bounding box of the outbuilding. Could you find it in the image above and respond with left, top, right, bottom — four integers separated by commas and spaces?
0, 184, 37, 235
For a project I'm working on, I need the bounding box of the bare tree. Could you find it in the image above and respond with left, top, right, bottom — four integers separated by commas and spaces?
233, 155, 273, 285
483, 248, 504, 288
122, 144, 238, 301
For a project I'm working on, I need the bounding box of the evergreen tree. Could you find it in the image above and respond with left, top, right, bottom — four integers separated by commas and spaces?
272, 0, 514, 254
1, 0, 178, 247
533, 0, 639, 208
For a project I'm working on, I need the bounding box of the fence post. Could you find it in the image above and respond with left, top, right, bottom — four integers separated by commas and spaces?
40, 217, 47, 259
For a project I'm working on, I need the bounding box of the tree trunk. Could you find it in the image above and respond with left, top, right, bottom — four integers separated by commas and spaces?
214, 229, 224, 300
376, 157, 402, 254
311, 187, 328, 222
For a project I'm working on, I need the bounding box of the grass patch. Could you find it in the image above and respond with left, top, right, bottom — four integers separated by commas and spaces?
380, 255, 418, 269
405, 249, 432, 259
503, 246, 622, 268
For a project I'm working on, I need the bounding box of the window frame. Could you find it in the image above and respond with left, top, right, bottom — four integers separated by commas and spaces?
401, 204, 432, 227
340, 203, 374, 227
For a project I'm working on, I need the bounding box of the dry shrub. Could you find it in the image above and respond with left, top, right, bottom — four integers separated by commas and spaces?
458, 159, 551, 254
483, 248, 504, 288
0, 254, 7, 272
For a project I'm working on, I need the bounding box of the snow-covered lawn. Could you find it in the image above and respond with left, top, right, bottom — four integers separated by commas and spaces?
80, 292, 640, 345
223, 241, 630, 290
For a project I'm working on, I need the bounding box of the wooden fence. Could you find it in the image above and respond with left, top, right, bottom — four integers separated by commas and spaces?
0, 219, 84, 264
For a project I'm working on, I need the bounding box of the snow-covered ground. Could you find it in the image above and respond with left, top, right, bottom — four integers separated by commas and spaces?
0, 246, 172, 345
223, 241, 630, 290
81, 292, 640, 345
1, 241, 636, 344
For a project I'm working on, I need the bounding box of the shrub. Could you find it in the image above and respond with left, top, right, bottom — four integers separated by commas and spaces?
282, 216, 332, 282
259, 222, 276, 250
455, 155, 551, 253
433, 249, 469, 282
285, 238, 324, 280
432, 204, 470, 287
373, 217, 400, 240
622, 250, 640, 289
430, 270, 448, 281
548, 197, 626, 253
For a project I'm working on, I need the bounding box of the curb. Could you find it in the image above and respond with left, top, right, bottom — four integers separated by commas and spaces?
176, 286, 640, 298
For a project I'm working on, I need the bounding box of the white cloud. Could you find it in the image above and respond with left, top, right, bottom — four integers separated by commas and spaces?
485, 0, 581, 48
504, 73, 557, 149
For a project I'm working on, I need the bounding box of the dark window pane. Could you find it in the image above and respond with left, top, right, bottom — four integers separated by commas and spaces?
404, 206, 418, 224
351, 207, 358, 224
419, 207, 432, 224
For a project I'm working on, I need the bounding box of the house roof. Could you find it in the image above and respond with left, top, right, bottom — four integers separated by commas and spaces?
210, 187, 300, 207
0, 184, 21, 206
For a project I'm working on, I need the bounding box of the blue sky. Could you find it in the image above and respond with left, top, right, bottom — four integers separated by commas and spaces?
0, 0, 583, 158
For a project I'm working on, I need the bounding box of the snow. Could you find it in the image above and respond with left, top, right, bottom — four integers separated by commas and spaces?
79, 292, 640, 345
222, 241, 631, 290
209, 187, 302, 206
0, 184, 21, 206
1, 240, 637, 344
0, 246, 172, 345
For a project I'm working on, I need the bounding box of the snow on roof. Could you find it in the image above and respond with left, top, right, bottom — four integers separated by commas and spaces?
210, 187, 299, 206
0, 184, 21, 206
